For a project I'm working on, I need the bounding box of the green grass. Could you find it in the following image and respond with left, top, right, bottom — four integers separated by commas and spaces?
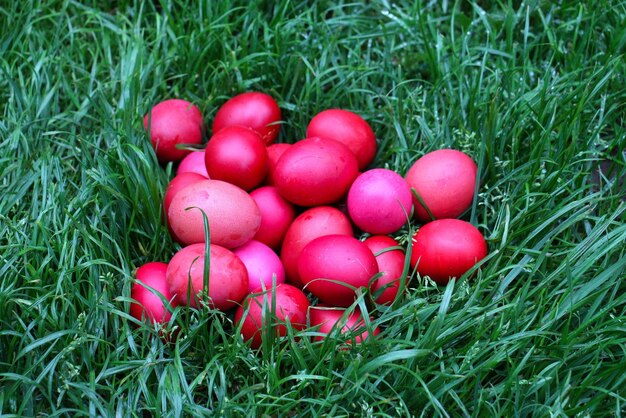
1, 0, 625, 416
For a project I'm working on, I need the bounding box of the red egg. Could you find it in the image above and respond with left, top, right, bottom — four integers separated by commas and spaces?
250, 186, 296, 249
274, 137, 359, 206
212, 92, 281, 144
298, 235, 379, 307
308, 305, 380, 344
233, 240, 286, 293
410, 219, 488, 285
280, 206, 353, 288
130, 262, 178, 324
234, 284, 310, 349
167, 179, 261, 248
204, 126, 268, 191
166, 243, 248, 310
306, 109, 377, 170
143, 99, 204, 162
364, 236, 407, 305
347, 169, 413, 234
265, 143, 291, 186
405, 149, 478, 222
177, 150, 209, 178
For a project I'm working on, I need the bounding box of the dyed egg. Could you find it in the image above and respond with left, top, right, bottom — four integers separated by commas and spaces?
308, 305, 380, 344
364, 235, 407, 305
166, 243, 248, 310
177, 150, 209, 178
250, 186, 296, 249
298, 235, 379, 307
280, 206, 353, 288
167, 179, 261, 248
130, 262, 178, 325
347, 168, 413, 234
233, 240, 286, 293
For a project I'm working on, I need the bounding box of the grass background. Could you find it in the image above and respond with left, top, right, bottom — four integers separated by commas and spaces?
1, 0, 625, 416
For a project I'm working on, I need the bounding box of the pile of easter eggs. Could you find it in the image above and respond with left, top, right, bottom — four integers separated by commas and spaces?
130, 92, 488, 348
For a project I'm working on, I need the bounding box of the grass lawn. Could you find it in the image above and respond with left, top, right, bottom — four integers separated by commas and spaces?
1, 0, 625, 416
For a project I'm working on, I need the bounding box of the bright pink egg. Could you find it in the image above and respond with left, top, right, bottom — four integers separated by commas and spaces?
143, 99, 204, 162
166, 243, 248, 310
306, 109, 377, 170
234, 284, 310, 349
298, 235, 379, 307
410, 219, 488, 285
167, 179, 261, 248
250, 186, 296, 249
308, 305, 380, 344
265, 143, 291, 186
234, 240, 286, 293
364, 235, 407, 305
204, 126, 268, 191
274, 137, 359, 206
280, 206, 353, 288
347, 168, 413, 234
177, 150, 209, 178
212, 92, 281, 145
405, 149, 478, 222
130, 262, 178, 324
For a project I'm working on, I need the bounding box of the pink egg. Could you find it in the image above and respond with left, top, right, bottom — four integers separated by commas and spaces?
347, 168, 413, 234
177, 150, 209, 178
163, 173, 207, 216
234, 240, 286, 293
166, 243, 249, 310
250, 186, 296, 249
167, 179, 261, 248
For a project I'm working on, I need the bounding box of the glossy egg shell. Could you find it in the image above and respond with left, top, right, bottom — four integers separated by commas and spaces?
280, 206, 353, 288
298, 235, 379, 307
204, 126, 268, 191
212, 92, 281, 144
274, 137, 359, 207
410, 219, 488, 285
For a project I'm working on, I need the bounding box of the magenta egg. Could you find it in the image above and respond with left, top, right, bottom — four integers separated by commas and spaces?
177, 150, 209, 178
234, 240, 286, 293
250, 186, 296, 249
347, 168, 413, 234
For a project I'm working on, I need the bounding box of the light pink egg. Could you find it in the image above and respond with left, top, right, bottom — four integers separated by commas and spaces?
167, 179, 261, 248
234, 240, 285, 293
177, 150, 209, 178
250, 186, 296, 249
347, 168, 413, 234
